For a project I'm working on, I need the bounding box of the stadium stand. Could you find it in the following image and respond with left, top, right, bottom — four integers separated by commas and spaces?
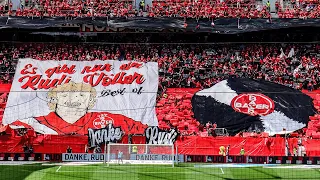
0, 0, 318, 18
0, 3, 320, 178
0, 43, 320, 138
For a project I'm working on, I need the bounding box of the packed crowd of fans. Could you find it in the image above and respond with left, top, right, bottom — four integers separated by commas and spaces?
150, 0, 271, 18
0, 0, 318, 18
0, 43, 319, 90
0, 42, 320, 136
276, 0, 320, 18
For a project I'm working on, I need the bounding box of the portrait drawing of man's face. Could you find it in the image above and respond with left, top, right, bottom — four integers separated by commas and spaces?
47, 82, 97, 124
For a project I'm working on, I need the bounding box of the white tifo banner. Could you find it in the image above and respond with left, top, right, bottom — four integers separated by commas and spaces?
3, 58, 158, 135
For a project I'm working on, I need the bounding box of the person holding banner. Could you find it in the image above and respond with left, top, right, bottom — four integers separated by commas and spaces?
15, 82, 148, 135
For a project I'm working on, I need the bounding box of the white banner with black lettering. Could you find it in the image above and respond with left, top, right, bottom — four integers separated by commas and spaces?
88, 125, 123, 147
62, 153, 105, 162
62, 153, 184, 162
132, 154, 184, 162
145, 126, 179, 145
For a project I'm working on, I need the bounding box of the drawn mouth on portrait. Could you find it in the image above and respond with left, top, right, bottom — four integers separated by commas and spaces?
63, 102, 82, 108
